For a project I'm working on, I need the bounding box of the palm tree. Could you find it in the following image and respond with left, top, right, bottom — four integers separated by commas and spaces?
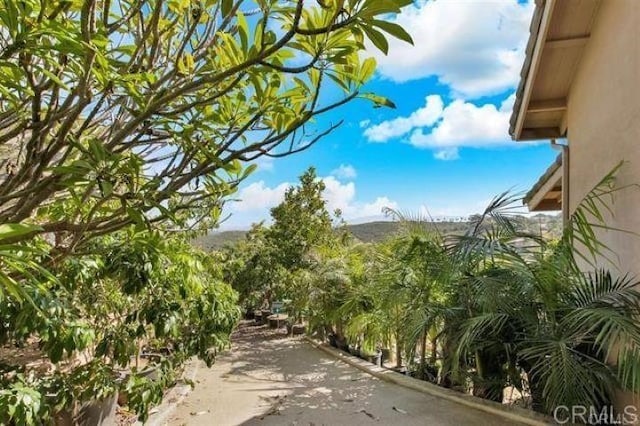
451, 168, 640, 413
378, 209, 456, 375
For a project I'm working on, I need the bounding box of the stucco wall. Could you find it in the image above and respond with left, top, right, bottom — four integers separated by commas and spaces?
567, 0, 640, 279
567, 1, 640, 410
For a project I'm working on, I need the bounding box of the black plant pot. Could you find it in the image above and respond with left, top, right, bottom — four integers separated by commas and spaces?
380, 348, 391, 366
245, 309, 255, 320
361, 352, 381, 366
328, 334, 337, 348
338, 340, 349, 352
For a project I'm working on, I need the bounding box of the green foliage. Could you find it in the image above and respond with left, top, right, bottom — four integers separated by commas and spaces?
225, 164, 640, 416
0, 0, 414, 422
224, 167, 344, 321
0, 376, 43, 425
0, 0, 410, 258
269, 167, 337, 270
0, 232, 240, 422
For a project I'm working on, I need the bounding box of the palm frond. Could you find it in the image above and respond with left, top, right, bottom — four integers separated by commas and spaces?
562, 161, 640, 267
520, 339, 616, 412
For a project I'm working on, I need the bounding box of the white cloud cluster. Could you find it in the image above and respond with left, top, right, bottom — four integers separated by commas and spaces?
227, 176, 397, 228
364, 94, 515, 160
364, 95, 443, 143
369, 0, 534, 98
233, 181, 290, 212
359, 119, 371, 128
330, 164, 358, 179
252, 156, 274, 172
322, 176, 398, 218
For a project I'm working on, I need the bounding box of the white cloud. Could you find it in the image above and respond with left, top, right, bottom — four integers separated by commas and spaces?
358, 197, 398, 218
320, 176, 398, 220
369, 0, 534, 98
330, 164, 358, 179
226, 176, 397, 228
252, 156, 274, 172
433, 148, 460, 161
409, 94, 514, 149
233, 181, 290, 212
364, 95, 443, 143
359, 119, 371, 128
322, 176, 356, 213
363, 94, 515, 159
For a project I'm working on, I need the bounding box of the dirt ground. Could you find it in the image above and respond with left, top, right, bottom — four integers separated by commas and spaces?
160, 321, 522, 426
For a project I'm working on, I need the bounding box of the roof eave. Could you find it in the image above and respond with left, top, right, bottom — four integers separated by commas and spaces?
509, 0, 556, 141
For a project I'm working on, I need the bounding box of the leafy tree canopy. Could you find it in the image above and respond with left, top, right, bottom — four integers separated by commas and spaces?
269, 167, 337, 269
0, 0, 412, 260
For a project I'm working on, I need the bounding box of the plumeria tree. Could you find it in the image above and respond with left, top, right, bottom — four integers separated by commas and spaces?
0, 0, 411, 258
0, 0, 415, 422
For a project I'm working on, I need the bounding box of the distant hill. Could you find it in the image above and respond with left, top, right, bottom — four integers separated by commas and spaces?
192, 230, 246, 250
193, 214, 562, 251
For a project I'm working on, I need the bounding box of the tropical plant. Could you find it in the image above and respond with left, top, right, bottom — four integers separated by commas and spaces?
0, 0, 415, 421
268, 167, 339, 270
449, 169, 640, 413
0, 231, 240, 423
0, 0, 410, 264
225, 167, 345, 322
308, 165, 640, 416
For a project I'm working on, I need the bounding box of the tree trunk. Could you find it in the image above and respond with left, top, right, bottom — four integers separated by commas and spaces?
395, 329, 402, 368
520, 361, 546, 414
429, 334, 437, 364
473, 350, 504, 403
419, 329, 427, 379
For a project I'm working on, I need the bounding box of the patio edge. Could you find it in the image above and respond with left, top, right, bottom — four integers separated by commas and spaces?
303, 336, 552, 426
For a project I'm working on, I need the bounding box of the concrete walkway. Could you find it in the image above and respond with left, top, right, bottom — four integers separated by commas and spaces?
160, 322, 523, 425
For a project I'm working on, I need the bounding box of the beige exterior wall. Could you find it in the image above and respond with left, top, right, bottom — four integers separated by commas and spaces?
567, 0, 640, 277
567, 2, 640, 409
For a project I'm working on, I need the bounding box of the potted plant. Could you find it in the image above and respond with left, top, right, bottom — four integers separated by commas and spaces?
245, 308, 255, 320
328, 333, 338, 348
380, 348, 391, 366
291, 324, 306, 335
260, 310, 272, 325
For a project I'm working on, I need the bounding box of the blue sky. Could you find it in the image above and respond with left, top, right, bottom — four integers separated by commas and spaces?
222, 0, 557, 230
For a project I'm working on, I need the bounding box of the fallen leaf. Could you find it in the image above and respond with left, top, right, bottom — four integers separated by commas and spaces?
359, 409, 378, 420
392, 406, 408, 415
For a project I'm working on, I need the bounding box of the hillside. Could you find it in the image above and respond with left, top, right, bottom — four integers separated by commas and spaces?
193, 214, 562, 251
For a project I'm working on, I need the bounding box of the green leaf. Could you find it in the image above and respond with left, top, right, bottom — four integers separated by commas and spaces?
371, 19, 414, 45
359, 93, 396, 109
390, 0, 413, 8
237, 11, 249, 50
50, 343, 64, 363
38, 67, 71, 91
361, 25, 389, 55
243, 163, 257, 178
221, 0, 233, 18
0, 223, 42, 240
359, 57, 377, 83
99, 180, 113, 197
